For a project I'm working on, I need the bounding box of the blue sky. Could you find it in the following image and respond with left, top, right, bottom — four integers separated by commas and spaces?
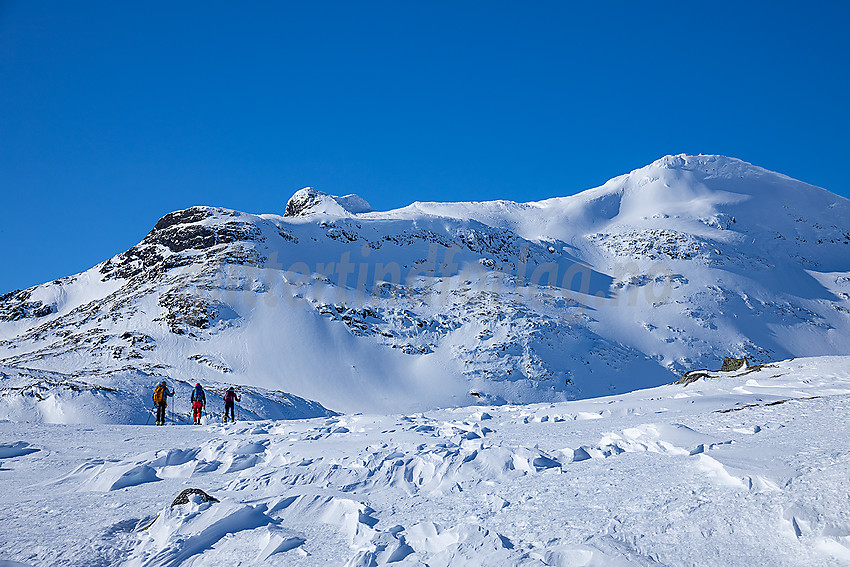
1, 1, 848, 293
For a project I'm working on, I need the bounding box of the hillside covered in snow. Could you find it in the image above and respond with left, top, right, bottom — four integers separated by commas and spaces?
2, 154, 850, 420
2, 355, 850, 565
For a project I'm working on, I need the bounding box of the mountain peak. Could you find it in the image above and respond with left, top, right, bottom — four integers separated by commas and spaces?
284, 187, 373, 217
643, 154, 767, 179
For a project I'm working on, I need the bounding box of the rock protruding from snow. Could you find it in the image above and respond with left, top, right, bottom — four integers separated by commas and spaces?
153, 207, 213, 231
721, 357, 748, 372
171, 488, 219, 507
284, 187, 372, 217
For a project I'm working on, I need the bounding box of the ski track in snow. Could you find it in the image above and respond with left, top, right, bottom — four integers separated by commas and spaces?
2, 357, 850, 566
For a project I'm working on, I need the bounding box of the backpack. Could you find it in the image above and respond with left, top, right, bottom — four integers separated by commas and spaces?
153, 385, 166, 403
224, 390, 235, 403
193, 385, 204, 402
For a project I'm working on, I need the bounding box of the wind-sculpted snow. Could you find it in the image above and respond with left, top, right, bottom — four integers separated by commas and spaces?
3, 356, 850, 565
0, 440, 39, 458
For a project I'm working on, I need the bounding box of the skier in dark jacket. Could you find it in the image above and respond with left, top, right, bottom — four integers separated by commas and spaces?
223, 387, 240, 423
152, 381, 173, 426
191, 383, 206, 424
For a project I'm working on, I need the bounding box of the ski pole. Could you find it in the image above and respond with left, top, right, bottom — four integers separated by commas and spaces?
145, 407, 153, 426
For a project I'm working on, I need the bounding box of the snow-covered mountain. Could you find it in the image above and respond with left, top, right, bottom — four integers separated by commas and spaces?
2, 154, 850, 420
4, 355, 850, 565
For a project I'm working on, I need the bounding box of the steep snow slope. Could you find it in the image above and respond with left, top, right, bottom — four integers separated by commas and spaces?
2, 355, 850, 566
1, 154, 849, 418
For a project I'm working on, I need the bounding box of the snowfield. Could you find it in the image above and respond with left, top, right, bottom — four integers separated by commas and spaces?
2, 355, 850, 566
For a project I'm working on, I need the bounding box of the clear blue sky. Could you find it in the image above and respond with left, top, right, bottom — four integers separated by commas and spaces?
2, 1, 848, 294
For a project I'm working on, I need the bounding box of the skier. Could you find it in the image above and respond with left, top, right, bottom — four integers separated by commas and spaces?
223, 387, 240, 423
152, 381, 173, 426
191, 383, 206, 424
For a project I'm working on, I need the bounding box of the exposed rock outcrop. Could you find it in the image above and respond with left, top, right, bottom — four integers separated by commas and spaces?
721, 357, 748, 372
99, 207, 264, 280
171, 488, 219, 507
0, 289, 54, 322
